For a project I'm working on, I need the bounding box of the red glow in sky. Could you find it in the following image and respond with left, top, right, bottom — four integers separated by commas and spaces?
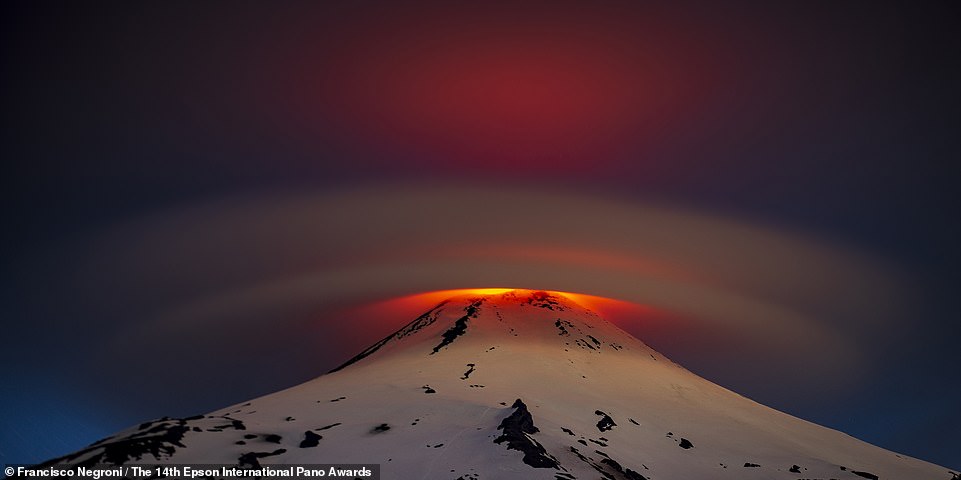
280, 3, 718, 172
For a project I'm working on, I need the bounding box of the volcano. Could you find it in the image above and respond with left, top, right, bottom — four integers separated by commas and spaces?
39, 290, 954, 479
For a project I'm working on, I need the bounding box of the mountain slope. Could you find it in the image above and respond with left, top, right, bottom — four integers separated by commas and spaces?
41, 290, 955, 479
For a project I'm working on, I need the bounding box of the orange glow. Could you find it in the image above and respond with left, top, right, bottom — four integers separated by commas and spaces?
369, 288, 655, 325
399, 288, 591, 306
451, 288, 516, 295
320, 288, 661, 352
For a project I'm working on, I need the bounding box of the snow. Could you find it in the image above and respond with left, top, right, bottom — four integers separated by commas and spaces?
40, 290, 954, 479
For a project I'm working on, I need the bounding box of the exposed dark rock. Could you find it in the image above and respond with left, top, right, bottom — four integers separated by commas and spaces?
423, 385, 437, 394
462, 364, 476, 380
561, 427, 575, 436
432, 301, 483, 354
555, 320, 571, 336
629, 418, 640, 426
527, 291, 564, 310
330, 302, 449, 372
576, 339, 597, 350
678, 438, 693, 449
371, 423, 391, 433
594, 411, 617, 432
601, 458, 623, 472
789, 465, 801, 473
299, 431, 322, 448
237, 449, 286, 468
209, 417, 246, 431
493, 399, 559, 469
264, 434, 282, 444
623, 469, 647, 480
37, 417, 191, 467
500, 399, 539, 434
744, 463, 761, 467
568, 446, 618, 480
852, 470, 879, 480
599, 457, 648, 480
315, 423, 341, 431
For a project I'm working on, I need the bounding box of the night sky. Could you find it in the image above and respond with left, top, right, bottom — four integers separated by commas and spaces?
2, 0, 959, 470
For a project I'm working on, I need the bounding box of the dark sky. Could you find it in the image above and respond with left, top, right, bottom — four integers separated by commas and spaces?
2, 0, 959, 471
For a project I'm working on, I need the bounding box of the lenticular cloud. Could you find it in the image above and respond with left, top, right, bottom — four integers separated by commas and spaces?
60, 182, 906, 391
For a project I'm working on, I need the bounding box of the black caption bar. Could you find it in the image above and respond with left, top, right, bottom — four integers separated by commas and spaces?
3, 464, 379, 480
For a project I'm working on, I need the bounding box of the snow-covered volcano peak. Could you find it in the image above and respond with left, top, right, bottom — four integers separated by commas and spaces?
37, 290, 955, 480
329, 289, 659, 375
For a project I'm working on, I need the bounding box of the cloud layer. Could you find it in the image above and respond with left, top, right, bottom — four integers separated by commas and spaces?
14, 184, 900, 399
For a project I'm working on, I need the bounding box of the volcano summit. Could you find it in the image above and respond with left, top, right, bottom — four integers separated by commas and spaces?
38, 290, 954, 479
